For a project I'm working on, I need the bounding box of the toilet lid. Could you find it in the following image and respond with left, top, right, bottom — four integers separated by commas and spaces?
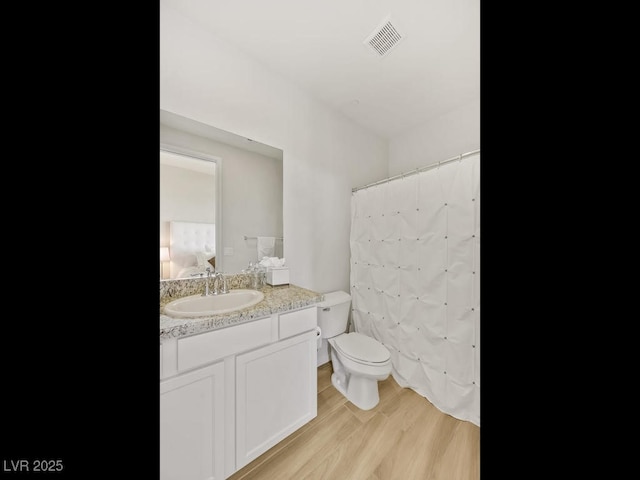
333, 333, 390, 363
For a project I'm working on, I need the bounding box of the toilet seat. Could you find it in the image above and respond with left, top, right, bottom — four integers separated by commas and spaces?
332, 332, 390, 366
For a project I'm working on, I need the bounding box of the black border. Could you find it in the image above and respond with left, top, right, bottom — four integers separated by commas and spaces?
1, 4, 160, 477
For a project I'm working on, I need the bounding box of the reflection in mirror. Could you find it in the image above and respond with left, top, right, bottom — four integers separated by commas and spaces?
160, 110, 284, 281
160, 148, 218, 280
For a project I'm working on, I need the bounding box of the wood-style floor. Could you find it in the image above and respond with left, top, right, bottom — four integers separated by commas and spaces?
228, 362, 480, 480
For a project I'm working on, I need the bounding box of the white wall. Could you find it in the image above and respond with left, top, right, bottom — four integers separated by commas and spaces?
159, 161, 215, 249
160, 124, 283, 275
161, 3, 388, 294
388, 98, 480, 175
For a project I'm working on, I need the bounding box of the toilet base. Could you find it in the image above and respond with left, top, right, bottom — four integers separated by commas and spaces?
331, 371, 381, 411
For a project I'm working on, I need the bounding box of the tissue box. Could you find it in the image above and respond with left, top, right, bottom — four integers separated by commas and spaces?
266, 267, 289, 286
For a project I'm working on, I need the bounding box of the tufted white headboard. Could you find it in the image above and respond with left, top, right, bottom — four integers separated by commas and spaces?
169, 221, 216, 278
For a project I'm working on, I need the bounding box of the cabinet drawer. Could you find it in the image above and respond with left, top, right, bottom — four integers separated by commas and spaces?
178, 317, 272, 372
279, 307, 317, 340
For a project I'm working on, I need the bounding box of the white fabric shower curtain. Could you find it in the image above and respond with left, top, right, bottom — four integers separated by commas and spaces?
350, 153, 479, 426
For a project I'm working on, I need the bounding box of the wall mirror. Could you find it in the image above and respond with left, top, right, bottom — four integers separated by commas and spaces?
160, 110, 284, 281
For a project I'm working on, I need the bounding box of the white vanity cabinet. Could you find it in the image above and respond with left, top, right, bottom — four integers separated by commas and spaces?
236, 327, 317, 469
160, 361, 225, 480
160, 305, 318, 480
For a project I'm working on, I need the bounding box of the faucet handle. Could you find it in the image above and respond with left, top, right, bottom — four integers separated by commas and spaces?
220, 273, 229, 294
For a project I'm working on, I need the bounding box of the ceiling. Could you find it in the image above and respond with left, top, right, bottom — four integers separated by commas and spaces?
161, 0, 480, 140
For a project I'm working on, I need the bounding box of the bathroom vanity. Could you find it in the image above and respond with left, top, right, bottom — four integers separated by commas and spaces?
160, 280, 322, 480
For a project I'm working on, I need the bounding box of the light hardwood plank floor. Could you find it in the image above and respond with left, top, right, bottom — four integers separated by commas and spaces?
228, 362, 480, 480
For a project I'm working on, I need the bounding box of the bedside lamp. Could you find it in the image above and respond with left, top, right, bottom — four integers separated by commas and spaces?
160, 247, 170, 279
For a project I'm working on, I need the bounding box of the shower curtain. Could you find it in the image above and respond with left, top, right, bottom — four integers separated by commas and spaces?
350, 152, 479, 426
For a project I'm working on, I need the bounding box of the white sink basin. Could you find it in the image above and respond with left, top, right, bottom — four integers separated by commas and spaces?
163, 289, 265, 318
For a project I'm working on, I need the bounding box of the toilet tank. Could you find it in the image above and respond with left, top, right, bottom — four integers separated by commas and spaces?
317, 291, 352, 338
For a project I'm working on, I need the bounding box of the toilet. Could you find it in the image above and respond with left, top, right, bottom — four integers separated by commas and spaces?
317, 291, 392, 410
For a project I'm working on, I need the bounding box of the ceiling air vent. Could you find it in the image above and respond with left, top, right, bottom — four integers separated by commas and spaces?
364, 17, 404, 57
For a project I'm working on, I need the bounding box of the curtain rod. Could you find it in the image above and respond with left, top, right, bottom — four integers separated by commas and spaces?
352, 148, 480, 193
244, 235, 284, 240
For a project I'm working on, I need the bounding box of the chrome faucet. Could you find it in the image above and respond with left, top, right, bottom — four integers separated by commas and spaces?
203, 267, 228, 296
212, 272, 228, 295
203, 267, 214, 296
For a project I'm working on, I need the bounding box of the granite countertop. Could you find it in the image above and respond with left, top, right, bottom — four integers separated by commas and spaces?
160, 283, 323, 340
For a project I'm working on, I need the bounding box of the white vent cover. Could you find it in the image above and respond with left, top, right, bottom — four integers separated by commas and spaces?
364, 17, 404, 57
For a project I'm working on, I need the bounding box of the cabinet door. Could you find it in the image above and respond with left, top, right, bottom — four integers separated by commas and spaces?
235, 330, 317, 469
160, 361, 225, 480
